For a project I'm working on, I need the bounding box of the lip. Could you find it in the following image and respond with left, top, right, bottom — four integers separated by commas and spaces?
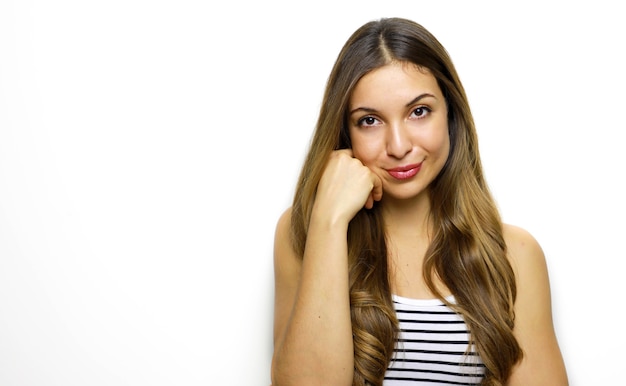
387, 162, 422, 180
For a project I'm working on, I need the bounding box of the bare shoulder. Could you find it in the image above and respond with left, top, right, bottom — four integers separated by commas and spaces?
502, 223, 547, 277
501, 223, 550, 309
502, 223, 543, 258
502, 223, 569, 385
274, 206, 298, 264
274, 206, 293, 245
501, 223, 552, 311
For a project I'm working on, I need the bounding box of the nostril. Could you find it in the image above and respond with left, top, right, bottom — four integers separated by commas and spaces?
386, 131, 412, 158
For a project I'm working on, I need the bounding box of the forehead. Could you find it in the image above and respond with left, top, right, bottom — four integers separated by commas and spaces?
349, 62, 441, 106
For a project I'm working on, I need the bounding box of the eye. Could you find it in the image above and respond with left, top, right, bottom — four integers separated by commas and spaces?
411, 106, 431, 119
357, 116, 380, 127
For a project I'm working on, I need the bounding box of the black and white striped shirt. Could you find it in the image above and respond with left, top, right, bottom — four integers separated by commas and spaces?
383, 295, 485, 385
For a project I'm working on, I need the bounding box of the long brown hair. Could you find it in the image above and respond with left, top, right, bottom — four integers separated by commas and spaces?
290, 17, 521, 386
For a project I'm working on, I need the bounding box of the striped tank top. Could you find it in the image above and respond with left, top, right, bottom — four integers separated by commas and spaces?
383, 294, 485, 385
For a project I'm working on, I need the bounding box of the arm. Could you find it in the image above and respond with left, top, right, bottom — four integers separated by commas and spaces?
271, 150, 382, 386
271, 207, 353, 386
503, 224, 568, 386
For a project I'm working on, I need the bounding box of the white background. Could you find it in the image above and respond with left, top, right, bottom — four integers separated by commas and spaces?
1, 1, 624, 385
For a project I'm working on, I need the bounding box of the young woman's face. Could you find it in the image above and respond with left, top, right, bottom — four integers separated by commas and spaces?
348, 62, 450, 202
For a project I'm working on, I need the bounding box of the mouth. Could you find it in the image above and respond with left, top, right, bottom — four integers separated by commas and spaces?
387, 162, 422, 180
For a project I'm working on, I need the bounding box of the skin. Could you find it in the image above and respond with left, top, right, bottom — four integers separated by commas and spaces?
504, 224, 569, 385
347, 62, 451, 299
271, 62, 568, 385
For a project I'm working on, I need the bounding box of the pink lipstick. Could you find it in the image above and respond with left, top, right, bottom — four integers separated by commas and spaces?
387, 163, 422, 180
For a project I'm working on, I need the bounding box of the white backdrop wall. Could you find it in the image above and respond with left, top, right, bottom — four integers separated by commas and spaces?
1, 1, 623, 385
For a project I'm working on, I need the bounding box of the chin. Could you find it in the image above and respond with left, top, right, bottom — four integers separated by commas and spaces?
383, 189, 428, 202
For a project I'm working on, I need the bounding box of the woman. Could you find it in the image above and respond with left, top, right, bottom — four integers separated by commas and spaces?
271, 17, 568, 386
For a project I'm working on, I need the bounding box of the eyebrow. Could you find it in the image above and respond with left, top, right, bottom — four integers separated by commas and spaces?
349, 93, 437, 115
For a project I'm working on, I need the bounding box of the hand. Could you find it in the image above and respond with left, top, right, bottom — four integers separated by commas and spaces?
313, 149, 383, 224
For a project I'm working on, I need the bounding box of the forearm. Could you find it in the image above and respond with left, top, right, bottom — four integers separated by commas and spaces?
272, 215, 354, 385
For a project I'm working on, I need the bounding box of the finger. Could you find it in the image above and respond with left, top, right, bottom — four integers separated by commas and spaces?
371, 174, 383, 202
335, 148, 354, 158
364, 194, 374, 209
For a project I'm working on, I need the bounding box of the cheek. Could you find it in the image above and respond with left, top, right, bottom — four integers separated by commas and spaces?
423, 123, 450, 157
350, 134, 380, 164
351, 146, 374, 166
434, 132, 450, 157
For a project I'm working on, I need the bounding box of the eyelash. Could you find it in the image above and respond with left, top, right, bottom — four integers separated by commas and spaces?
356, 106, 432, 127
357, 116, 379, 127
411, 106, 431, 118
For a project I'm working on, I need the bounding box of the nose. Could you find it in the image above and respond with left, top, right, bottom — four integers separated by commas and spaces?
386, 122, 412, 159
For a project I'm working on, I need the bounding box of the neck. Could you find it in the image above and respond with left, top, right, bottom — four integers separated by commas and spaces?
381, 191, 447, 299
381, 192, 432, 240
